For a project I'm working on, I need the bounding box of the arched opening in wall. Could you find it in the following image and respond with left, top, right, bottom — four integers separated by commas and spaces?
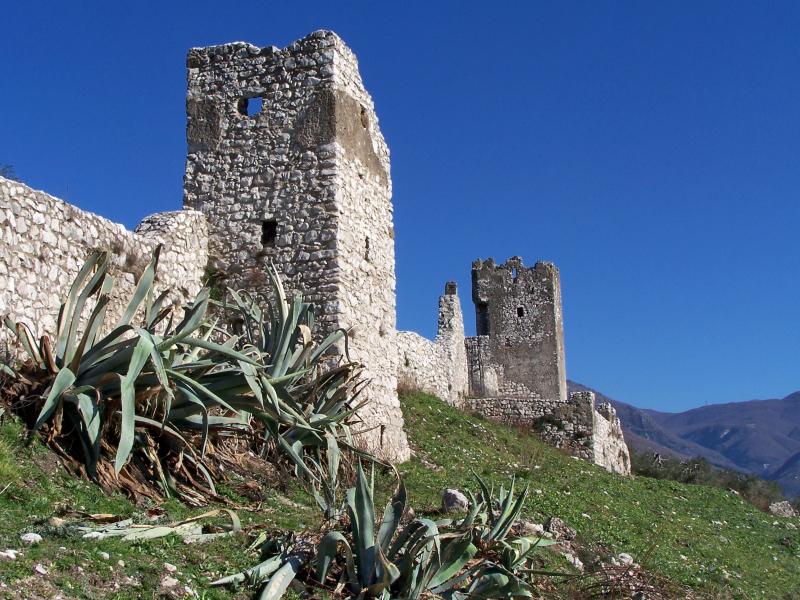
517, 306, 525, 318
261, 220, 277, 247
476, 302, 490, 336
239, 96, 264, 117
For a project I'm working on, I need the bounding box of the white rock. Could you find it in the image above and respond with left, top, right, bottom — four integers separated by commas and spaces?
99, 552, 110, 560
161, 576, 180, 588
441, 489, 469, 513
20, 533, 42, 545
164, 562, 178, 573
617, 552, 634, 565
0, 549, 19, 560
34, 564, 48, 575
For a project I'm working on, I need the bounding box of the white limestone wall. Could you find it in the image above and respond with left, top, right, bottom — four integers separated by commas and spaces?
0, 177, 208, 353
593, 402, 631, 475
397, 285, 468, 407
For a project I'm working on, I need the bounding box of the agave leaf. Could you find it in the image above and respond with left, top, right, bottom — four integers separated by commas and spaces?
488, 481, 528, 542
4, 318, 45, 369
350, 462, 377, 585
34, 367, 76, 430
75, 391, 101, 475
171, 287, 210, 339
428, 534, 477, 590
62, 252, 111, 367
165, 369, 237, 414
55, 251, 103, 361
134, 328, 173, 413
276, 433, 319, 483
114, 336, 152, 474
316, 531, 356, 588
256, 554, 305, 600
69, 288, 112, 373
116, 246, 160, 329
377, 472, 406, 553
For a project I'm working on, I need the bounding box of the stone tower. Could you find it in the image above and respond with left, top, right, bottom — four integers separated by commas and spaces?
182, 30, 409, 461
466, 257, 567, 418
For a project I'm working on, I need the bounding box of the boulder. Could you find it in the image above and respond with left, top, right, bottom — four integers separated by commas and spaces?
769, 501, 797, 518
544, 517, 576, 541
442, 489, 469, 513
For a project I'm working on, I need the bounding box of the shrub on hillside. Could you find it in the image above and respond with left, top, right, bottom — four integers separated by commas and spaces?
630, 450, 785, 510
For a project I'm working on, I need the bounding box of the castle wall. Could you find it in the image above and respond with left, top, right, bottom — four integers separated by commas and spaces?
397, 282, 468, 407
182, 31, 408, 461
0, 177, 207, 351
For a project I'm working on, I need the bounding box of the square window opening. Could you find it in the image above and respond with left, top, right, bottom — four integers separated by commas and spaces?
239, 96, 264, 117
261, 220, 277, 247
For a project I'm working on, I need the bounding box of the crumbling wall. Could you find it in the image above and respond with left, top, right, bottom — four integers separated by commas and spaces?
0, 177, 207, 352
593, 402, 631, 475
183, 31, 408, 461
536, 391, 596, 461
397, 282, 468, 406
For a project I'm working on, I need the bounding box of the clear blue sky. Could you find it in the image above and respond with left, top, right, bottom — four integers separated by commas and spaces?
3, 2, 799, 412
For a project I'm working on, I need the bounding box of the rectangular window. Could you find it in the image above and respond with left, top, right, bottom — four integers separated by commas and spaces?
476, 302, 490, 336
261, 220, 277, 247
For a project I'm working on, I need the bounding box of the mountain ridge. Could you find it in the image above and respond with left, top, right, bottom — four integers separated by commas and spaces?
568, 381, 800, 497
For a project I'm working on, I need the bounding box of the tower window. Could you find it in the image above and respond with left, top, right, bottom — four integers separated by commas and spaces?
517, 306, 525, 318
239, 96, 264, 117
476, 302, 490, 336
261, 220, 277, 247
364, 237, 371, 261
511, 267, 518, 282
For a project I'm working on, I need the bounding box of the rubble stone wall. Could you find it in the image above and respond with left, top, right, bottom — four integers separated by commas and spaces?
397, 282, 468, 407
0, 177, 207, 352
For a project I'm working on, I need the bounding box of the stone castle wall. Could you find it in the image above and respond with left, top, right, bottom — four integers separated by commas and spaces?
0, 30, 630, 474
0, 177, 208, 352
182, 31, 407, 461
397, 282, 469, 407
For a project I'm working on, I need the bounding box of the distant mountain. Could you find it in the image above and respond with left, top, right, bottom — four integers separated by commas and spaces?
568, 382, 800, 498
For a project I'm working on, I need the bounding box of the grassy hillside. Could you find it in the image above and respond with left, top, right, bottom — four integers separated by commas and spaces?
1, 393, 798, 598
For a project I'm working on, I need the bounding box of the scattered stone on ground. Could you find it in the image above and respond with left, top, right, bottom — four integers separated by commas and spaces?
545, 516, 577, 541
769, 501, 798, 518
441, 488, 469, 512
20, 533, 42, 545
519, 520, 544, 536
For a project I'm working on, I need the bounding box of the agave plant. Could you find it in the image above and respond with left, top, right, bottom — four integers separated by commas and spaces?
217, 280, 372, 519
213, 466, 556, 599
2, 248, 367, 504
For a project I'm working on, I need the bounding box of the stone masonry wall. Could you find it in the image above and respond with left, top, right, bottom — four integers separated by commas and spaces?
0, 177, 208, 353
397, 282, 468, 407
182, 31, 408, 461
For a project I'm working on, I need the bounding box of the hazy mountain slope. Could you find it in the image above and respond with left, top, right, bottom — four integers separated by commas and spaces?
567, 381, 800, 496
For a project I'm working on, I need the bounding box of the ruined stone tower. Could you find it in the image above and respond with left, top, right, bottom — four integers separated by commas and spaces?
182, 30, 409, 461
465, 257, 567, 418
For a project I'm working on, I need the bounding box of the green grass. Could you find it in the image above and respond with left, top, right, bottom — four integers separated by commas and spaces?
0, 417, 317, 599
396, 392, 800, 599
1, 394, 799, 598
